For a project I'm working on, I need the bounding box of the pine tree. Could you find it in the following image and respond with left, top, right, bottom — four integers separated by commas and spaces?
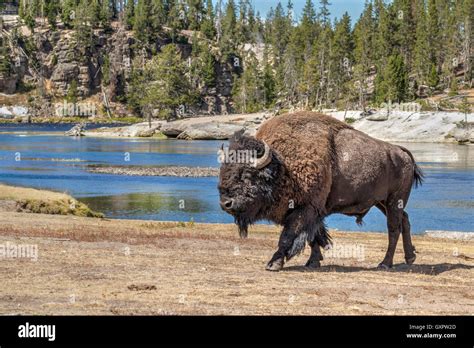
19, 0, 37, 32
232, 51, 263, 113
413, 0, 430, 86
90, 0, 101, 27
270, 2, 290, 67
134, 0, 153, 43
300, 41, 320, 108
438, 0, 459, 88
426, 0, 439, 65
461, 0, 473, 87
392, 0, 416, 65
280, 31, 300, 106
319, 0, 331, 27
190, 38, 217, 89
61, 0, 78, 29
459, 97, 471, 123
100, 0, 113, 30
73, 0, 94, 54
200, 0, 216, 39
67, 79, 78, 103
448, 76, 458, 96
124, 0, 135, 29
168, 0, 187, 43
427, 62, 439, 91
246, 4, 257, 43
151, 0, 166, 32
379, 53, 408, 103
373, 0, 393, 65
331, 13, 353, 103
0, 37, 12, 77
299, 0, 317, 51
235, 0, 249, 44
313, 0, 333, 107
135, 44, 196, 119
44, 0, 59, 29
187, 0, 204, 31
353, 1, 375, 109
262, 45, 276, 108
220, 0, 237, 60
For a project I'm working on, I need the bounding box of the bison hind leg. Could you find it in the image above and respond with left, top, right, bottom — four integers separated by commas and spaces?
312, 220, 332, 249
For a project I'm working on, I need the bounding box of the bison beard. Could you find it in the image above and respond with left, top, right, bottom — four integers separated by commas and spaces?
235, 215, 250, 239
218, 111, 423, 271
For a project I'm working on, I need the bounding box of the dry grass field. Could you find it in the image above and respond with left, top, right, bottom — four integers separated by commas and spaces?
0, 211, 472, 315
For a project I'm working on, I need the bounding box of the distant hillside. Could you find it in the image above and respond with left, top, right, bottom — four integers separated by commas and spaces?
0, 0, 472, 121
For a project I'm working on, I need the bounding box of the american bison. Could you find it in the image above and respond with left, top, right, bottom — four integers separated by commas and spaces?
218, 112, 423, 271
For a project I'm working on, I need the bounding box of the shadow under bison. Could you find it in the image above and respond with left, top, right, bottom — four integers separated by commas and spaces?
283, 263, 474, 275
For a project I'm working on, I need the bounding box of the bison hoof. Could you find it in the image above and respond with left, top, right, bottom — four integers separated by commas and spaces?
305, 259, 321, 269
405, 255, 416, 265
377, 263, 392, 270
265, 258, 284, 272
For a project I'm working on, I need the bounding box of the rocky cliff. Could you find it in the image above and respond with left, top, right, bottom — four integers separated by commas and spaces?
0, 18, 235, 118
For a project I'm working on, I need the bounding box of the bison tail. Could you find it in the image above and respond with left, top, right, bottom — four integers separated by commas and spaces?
413, 163, 424, 188
398, 146, 424, 189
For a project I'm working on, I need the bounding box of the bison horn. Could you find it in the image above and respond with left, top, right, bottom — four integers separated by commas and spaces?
255, 141, 272, 169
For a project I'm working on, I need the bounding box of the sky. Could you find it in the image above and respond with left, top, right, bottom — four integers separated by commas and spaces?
215, 0, 366, 23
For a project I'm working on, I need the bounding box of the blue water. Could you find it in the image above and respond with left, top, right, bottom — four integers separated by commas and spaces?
0, 124, 472, 233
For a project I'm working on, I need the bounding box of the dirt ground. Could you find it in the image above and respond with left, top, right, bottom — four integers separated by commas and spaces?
0, 212, 472, 315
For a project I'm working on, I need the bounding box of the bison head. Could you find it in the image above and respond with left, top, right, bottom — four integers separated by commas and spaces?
218, 131, 280, 238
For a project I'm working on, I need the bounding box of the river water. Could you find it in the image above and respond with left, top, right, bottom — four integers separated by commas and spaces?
0, 124, 472, 234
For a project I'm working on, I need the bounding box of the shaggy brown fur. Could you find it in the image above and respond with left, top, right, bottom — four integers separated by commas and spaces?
218, 111, 423, 271
256, 112, 352, 218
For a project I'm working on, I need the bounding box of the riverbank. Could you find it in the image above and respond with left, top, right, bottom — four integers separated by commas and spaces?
0, 184, 103, 218
0, 211, 472, 315
80, 110, 474, 143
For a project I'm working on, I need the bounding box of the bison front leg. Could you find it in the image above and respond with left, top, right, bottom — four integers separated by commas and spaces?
265, 226, 297, 271
266, 209, 328, 271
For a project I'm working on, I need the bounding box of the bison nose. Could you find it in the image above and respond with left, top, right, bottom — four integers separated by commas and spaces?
220, 198, 235, 211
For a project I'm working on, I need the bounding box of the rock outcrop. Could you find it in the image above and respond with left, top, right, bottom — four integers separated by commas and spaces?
176, 122, 244, 140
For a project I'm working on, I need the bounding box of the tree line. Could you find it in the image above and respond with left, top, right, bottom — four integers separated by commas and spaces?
10, 0, 474, 116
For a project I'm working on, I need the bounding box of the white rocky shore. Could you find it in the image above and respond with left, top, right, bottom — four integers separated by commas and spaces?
83, 110, 474, 143
328, 110, 474, 143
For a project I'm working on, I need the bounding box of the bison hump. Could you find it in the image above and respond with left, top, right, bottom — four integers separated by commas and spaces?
256, 112, 350, 206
